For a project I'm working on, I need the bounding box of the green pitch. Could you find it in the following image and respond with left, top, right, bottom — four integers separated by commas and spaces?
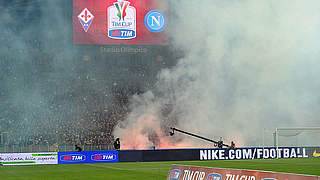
0, 158, 319, 180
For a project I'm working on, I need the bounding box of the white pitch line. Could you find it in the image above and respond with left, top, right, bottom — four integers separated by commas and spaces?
85, 164, 128, 170
85, 163, 169, 171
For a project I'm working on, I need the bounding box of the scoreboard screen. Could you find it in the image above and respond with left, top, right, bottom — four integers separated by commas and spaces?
73, 0, 168, 45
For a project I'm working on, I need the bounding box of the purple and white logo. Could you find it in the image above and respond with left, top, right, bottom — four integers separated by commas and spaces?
78, 8, 94, 32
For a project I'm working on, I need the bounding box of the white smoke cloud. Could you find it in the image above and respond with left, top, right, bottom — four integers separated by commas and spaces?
114, 0, 320, 148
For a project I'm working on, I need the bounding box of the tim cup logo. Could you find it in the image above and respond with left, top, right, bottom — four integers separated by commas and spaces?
107, 0, 136, 39
115, 0, 129, 21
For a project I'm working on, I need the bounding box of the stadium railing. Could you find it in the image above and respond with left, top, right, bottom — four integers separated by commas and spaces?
0, 144, 114, 153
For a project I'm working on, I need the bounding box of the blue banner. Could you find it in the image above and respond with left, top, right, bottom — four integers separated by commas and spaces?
58, 151, 118, 164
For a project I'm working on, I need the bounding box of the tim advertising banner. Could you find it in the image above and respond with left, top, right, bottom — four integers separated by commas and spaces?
73, 0, 168, 45
58, 150, 118, 164
0, 152, 58, 166
167, 165, 320, 180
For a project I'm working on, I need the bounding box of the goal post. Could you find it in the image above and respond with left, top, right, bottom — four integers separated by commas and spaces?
274, 127, 320, 159
275, 127, 320, 148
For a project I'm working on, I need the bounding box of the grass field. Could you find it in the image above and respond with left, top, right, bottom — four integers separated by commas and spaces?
0, 158, 319, 180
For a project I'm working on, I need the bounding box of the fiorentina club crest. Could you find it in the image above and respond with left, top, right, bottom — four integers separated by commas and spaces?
78, 8, 94, 32
107, 0, 136, 39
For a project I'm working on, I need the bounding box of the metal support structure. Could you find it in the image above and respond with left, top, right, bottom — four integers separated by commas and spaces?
276, 128, 279, 159
262, 128, 265, 148
1, 132, 8, 145
170, 127, 230, 147
276, 127, 320, 131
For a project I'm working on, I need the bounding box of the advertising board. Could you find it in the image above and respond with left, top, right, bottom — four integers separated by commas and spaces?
119, 147, 320, 162
58, 150, 118, 164
73, 0, 168, 45
167, 165, 320, 180
199, 147, 320, 160
0, 152, 58, 166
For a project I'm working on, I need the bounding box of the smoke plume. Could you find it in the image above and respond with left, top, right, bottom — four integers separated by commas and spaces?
113, 0, 320, 148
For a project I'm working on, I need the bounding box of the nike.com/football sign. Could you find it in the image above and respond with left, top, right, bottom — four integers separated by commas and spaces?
73, 0, 168, 45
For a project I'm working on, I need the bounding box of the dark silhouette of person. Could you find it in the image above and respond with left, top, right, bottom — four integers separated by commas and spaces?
231, 141, 236, 149
217, 137, 223, 148
75, 145, 82, 152
114, 138, 120, 150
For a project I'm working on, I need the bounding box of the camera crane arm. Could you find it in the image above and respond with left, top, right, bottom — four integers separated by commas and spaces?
170, 127, 230, 148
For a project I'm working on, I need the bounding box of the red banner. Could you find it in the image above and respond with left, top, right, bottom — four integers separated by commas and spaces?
167, 165, 320, 180
73, 0, 168, 45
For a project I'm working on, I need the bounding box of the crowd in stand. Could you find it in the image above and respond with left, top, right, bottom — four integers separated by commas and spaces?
1, 102, 126, 146
0, 44, 167, 148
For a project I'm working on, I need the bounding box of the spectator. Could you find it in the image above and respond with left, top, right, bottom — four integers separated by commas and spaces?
75, 145, 82, 152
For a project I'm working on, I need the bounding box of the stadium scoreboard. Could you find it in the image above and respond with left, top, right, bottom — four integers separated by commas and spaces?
73, 0, 168, 45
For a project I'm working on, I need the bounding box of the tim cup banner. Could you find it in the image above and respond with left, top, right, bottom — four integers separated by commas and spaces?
167, 165, 320, 180
0, 152, 58, 166
73, 0, 168, 45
